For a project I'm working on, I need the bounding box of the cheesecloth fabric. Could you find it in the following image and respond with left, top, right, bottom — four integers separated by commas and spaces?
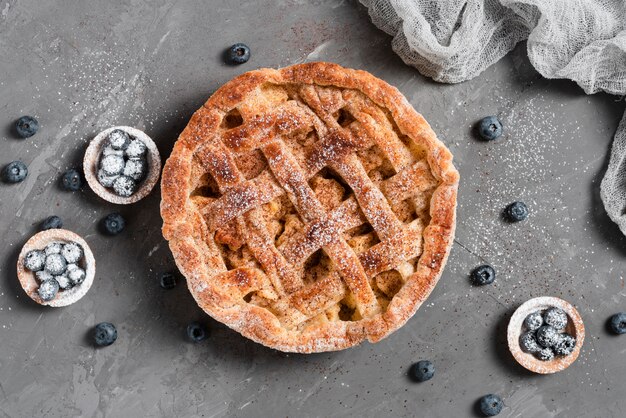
359, 0, 626, 234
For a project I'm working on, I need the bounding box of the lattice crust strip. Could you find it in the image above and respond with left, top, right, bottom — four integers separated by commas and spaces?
161, 62, 459, 353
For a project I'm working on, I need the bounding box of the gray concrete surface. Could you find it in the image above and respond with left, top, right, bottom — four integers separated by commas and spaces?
1, 1, 626, 417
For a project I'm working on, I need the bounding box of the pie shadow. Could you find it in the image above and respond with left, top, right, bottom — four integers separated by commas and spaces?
164, 283, 350, 369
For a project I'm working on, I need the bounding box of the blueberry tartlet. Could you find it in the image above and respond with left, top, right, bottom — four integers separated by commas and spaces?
84, 126, 161, 204
17, 229, 95, 307
507, 296, 584, 374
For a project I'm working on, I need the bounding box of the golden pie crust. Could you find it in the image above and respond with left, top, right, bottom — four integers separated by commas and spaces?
161, 62, 459, 352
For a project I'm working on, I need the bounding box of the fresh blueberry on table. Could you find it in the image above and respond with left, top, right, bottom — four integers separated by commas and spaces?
187, 322, 208, 342
41, 215, 63, 231
409, 360, 434, 382
543, 307, 568, 330
94, 322, 118, 347
101, 213, 126, 235
15, 115, 39, 138
609, 312, 626, 335
38, 279, 59, 302
476, 116, 502, 141
225, 43, 251, 64
61, 168, 83, 191
523, 311, 543, 331
160, 272, 177, 289
479, 394, 503, 416
2, 161, 28, 183
470, 264, 496, 286
504, 201, 528, 222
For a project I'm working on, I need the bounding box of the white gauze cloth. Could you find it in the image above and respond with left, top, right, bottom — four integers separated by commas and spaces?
360, 0, 626, 234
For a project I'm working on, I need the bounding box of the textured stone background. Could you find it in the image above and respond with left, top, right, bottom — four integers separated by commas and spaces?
1, 1, 626, 417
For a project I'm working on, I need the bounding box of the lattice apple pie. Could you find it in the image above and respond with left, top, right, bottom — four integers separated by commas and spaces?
161, 62, 459, 352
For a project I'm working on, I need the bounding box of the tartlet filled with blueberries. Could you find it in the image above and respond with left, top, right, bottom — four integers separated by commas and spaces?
83, 126, 161, 204
17, 229, 95, 307
507, 296, 584, 374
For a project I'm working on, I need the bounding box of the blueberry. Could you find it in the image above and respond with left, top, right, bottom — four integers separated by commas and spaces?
35, 270, 53, 283
108, 129, 131, 150
24, 250, 46, 271
160, 272, 177, 289
553, 333, 576, 356
45, 253, 67, 275
409, 360, 435, 382
504, 201, 528, 222
125, 139, 147, 158
38, 279, 59, 301
94, 322, 118, 347
15, 116, 39, 138
123, 158, 147, 181
61, 242, 83, 264
477, 116, 502, 141
535, 347, 555, 361
61, 168, 83, 191
187, 322, 208, 342
100, 154, 125, 176
523, 311, 543, 331
609, 312, 626, 334
536, 325, 559, 348
41, 215, 63, 231
519, 331, 541, 353
479, 394, 503, 416
102, 146, 124, 157
226, 43, 251, 64
44, 242, 63, 256
112, 175, 136, 197
2, 161, 28, 183
470, 264, 496, 286
97, 169, 119, 188
67, 265, 86, 286
55, 274, 72, 290
102, 212, 125, 235
544, 307, 568, 330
